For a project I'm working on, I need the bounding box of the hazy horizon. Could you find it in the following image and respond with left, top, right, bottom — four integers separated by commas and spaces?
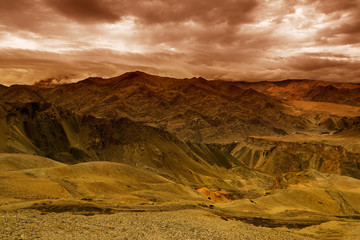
2, 70, 360, 87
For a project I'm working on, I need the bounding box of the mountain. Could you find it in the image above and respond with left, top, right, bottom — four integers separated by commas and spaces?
1, 72, 350, 143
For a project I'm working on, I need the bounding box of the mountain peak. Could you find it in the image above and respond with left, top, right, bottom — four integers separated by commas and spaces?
120, 70, 154, 79
77, 77, 104, 85
107, 71, 155, 83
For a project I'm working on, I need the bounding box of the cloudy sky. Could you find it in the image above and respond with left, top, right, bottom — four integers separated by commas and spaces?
0, 0, 359, 85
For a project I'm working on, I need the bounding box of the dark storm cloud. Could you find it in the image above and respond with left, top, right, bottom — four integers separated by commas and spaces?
125, 0, 259, 25
0, 0, 44, 31
286, 54, 351, 72
309, 0, 358, 14
316, 19, 360, 45
304, 0, 360, 45
42, 0, 259, 25
44, 0, 119, 23
0, 0, 30, 11
278, 52, 360, 82
0, 0, 359, 84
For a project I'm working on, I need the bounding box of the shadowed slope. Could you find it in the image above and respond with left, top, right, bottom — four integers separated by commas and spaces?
0, 101, 272, 194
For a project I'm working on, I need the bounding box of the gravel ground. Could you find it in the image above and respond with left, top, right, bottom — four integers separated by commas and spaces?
0, 209, 315, 240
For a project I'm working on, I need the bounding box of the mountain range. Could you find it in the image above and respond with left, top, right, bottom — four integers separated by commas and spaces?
1, 71, 359, 142
1, 71, 360, 234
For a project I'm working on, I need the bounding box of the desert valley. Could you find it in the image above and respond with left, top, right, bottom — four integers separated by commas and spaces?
0, 71, 360, 239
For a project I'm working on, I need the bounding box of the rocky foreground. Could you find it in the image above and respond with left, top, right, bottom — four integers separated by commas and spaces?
0, 209, 321, 240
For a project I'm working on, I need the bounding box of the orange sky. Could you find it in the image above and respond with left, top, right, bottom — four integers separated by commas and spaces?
0, 0, 359, 85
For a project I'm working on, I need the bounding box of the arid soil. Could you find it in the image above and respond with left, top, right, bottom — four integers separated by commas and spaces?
0, 209, 319, 240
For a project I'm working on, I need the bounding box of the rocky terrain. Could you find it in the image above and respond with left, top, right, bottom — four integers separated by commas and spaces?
1, 209, 320, 240
1, 71, 360, 239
